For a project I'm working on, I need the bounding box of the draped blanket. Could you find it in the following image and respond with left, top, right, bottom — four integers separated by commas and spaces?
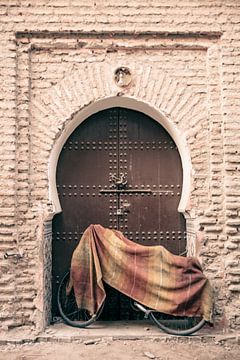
68, 224, 213, 322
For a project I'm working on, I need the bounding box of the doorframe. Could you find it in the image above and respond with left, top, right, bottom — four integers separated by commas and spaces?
45, 97, 196, 328
49, 97, 192, 219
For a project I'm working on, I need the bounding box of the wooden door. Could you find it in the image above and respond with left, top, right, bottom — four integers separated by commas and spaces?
52, 107, 186, 320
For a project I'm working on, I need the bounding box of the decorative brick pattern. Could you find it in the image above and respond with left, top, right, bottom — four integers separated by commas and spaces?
0, 1, 239, 333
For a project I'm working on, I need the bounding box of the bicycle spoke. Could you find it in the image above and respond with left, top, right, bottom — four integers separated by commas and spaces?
57, 271, 104, 328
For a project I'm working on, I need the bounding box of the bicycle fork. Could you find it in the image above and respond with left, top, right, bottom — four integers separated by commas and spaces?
133, 302, 153, 319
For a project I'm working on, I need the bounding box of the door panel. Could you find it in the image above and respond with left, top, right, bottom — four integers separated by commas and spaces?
117, 108, 185, 253
52, 107, 186, 320
52, 109, 119, 318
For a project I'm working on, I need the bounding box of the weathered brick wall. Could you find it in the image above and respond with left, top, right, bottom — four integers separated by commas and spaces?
0, 0, 239, 334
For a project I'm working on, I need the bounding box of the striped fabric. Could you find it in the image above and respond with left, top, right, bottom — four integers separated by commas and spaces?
68, 224, 213, 322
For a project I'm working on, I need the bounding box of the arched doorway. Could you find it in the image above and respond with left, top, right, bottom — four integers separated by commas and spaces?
52, 107, 186, 320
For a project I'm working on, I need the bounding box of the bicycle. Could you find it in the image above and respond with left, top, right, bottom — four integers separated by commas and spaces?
57, 271, 206, 336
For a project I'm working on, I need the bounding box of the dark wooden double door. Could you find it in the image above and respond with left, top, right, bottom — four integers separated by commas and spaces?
52, 107, 186, 320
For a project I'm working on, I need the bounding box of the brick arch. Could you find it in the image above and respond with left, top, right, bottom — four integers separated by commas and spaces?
31, 62, 205, 215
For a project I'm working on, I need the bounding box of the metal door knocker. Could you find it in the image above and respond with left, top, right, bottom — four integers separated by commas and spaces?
110, 173, 128, 187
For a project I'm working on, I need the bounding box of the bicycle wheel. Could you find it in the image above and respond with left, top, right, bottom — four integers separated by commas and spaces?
150, 311, 205, 336
57, 271, 105, 328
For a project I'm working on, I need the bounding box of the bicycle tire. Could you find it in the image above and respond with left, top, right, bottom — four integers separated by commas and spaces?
150, 311, 205, 336
57, 271, 104, 328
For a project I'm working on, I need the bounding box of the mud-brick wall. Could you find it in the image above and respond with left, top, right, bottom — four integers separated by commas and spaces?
0, 0, 239, 333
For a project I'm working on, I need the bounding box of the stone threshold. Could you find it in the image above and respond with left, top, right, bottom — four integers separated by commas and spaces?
0, 321, 239, 346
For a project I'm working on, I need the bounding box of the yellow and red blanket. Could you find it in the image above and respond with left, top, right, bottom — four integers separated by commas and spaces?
68, 224, 213, 322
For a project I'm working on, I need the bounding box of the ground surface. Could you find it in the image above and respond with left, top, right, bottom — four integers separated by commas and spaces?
0, 338, 239, 360
0, 322, 239, 360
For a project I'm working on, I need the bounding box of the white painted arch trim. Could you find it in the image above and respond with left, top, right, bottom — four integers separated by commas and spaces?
49, 96, 192, 215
